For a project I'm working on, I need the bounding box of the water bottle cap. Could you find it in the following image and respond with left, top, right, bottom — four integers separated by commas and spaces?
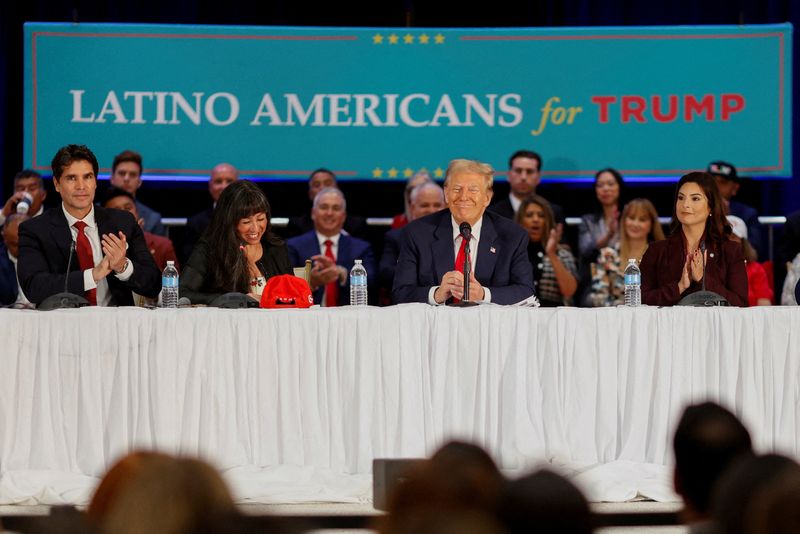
167, 260, 175, 265
628, 258, 637, 263
354, 259, 362, 264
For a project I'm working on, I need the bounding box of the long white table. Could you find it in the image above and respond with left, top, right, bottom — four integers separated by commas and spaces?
1, 304, 798, 505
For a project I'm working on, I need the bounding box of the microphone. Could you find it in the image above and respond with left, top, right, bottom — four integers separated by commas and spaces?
449, 222, 478, 307
211, 242, 258, 309
677, 239, 729, 306
38, 239, 90, 311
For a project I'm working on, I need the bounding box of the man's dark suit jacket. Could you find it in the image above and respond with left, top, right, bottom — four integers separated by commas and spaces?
182, 207, 213, 263
0, 243, 18, 305
18, 207, 162, 306
489, 195, 566, 224
287, 230, 376, 306
640, 231, 748, 307
392, 209, 535, 305
284, 213, 368, 239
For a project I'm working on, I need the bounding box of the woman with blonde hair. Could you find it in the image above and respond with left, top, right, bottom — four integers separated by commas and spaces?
589, 198, 665, 306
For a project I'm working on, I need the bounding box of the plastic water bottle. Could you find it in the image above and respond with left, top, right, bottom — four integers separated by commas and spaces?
623, 258, 642, 306
16, 192, 33, 214
349, 259, 368, 306
161, 260, 179, 308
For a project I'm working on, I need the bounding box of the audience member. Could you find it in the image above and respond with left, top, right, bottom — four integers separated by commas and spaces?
377, 440, 505, 534
712, 454, 798, 534
0, 213, 31, 306
285, 168, 367, 238
182, 162, 239, 262
588, 199, 664, 306
379, 182, 445, 296
287, 187, 376, 306
746, 464, 800, 534
392, 159, 534, 305
497, 469, 593, 534
489, 149, 565, 223
708, 161, 763, 258
390, 171, 433, 229
727, 215, 772, 306
640, 172, 748, 306
0, 169, 47, 227
515, 194, 578, 306
775, 208, 800, 299
110, 149, 166, 235
672, 401, 753, 530
99, 453, 238, 534
181, 180, 291, 304
18, 144, 161, 307
578, 168, 624, 262
102, 187, 179, 271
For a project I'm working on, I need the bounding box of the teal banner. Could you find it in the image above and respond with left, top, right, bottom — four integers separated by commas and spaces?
24, 23, 792, 181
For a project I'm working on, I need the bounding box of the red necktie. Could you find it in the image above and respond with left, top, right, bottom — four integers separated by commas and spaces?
73, 221, 97, 305
453, 236, 469, 303
455, 236, 468, 273
324, 239, 339, 307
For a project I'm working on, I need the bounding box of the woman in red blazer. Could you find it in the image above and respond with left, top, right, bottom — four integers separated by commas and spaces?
640, 172, 748, 306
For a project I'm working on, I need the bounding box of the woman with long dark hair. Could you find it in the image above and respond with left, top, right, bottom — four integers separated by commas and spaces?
515, 195, 578, 306
640, 172, 748, 306
180, 180, 291, 304
577, 168, 624, 262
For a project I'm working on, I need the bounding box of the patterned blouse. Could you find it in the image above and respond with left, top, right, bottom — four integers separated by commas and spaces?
527, 242, 579, 307
589, 246, 625, 307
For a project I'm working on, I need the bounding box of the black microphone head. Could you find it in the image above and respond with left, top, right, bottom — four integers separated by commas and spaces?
459, 222, 472, 237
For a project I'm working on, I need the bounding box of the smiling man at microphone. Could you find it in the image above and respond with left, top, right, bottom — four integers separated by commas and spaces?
17, 144, 161, 307
392, 159, 534, 305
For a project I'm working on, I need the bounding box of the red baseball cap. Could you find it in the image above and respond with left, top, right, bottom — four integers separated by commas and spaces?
260, 275, 314, 309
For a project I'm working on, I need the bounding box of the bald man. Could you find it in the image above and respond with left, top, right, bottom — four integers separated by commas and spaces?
182, 163, 239, 262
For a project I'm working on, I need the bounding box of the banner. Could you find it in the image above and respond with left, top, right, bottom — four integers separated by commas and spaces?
24, 23, 792, 181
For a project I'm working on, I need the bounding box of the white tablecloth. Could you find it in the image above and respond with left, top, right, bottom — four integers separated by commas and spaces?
1, 304, 798, 505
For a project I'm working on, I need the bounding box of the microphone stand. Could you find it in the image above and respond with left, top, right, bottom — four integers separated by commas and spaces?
677, 239, 729, 306
450, 234, 479, 307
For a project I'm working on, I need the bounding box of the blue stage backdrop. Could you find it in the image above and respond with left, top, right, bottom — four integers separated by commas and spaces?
24, 23, 792, 181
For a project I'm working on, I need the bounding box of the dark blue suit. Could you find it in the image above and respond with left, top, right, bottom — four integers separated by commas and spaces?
0, 243, 18, 305
392, 209, 535, 305
287, 231, 377, 306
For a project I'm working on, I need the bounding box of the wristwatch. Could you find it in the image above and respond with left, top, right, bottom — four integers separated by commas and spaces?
115, 258, 130, 274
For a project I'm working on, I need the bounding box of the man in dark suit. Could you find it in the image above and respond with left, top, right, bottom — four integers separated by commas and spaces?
284, 168, 367, 238
182, 162, 239, 262
393, 159, 534, 305
18, 144, 161, 306
707, 161, 763, 258
0, 213, 29, 306
287, 187, 376, 306
489, 149, 565, 224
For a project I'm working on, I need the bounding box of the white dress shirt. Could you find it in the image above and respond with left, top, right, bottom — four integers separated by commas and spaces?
315, 231, 346, 307
428, 215, 492, 305
509, 193, 522, 215
63, 205, 134, 306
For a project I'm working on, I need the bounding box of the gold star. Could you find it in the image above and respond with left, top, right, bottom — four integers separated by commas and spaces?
403, 34, 414, 44
434, 167, 444, 178
388, 34, 399, 45
388, 167, 399, 178
434, 33, 445, 44
372, 167, 384, 178
372, 34, 384, 44
419, 34, 430, 44
403, 168, 414, 178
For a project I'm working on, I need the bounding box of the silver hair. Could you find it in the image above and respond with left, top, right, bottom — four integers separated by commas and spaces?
409, 181, 444, 205
312, 186, 347, 211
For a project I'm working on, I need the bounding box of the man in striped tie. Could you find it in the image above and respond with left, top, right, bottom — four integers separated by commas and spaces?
17, 144, 161, 307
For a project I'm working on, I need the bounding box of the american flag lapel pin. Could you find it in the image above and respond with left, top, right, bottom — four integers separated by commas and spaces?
490, 246, 496, 254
